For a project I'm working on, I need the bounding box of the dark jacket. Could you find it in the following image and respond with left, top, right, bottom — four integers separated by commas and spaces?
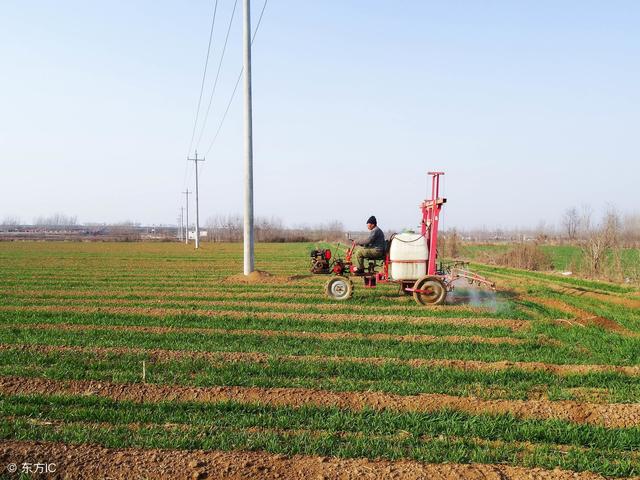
357, 226, 385, 251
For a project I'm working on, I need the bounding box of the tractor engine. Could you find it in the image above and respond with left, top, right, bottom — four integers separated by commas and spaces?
310, 249, 332, 274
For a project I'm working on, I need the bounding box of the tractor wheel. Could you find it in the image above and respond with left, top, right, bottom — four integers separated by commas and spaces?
412, 276, 447, 306
325, 276, 353, 301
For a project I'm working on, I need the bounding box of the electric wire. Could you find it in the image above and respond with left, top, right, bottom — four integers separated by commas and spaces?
182, 0, 268, 218
182, 0, 219, 201
204, 70, 242, 155
204, 0, 268, 156
186, 0, 220, 159
195, 0, 240, 150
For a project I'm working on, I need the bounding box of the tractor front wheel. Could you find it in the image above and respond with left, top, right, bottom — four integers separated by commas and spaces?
325, 276, 354, 301
412, 276, 447, 306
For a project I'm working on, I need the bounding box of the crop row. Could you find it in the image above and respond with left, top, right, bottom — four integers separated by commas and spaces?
3, 322, 638, 366
0, 295, 521, 320
1, 394, 638, 477
0, 310, 519, 339
1, 347, 638, 403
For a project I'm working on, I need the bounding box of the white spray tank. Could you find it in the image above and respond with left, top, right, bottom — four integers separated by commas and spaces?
388, 233, 429, 281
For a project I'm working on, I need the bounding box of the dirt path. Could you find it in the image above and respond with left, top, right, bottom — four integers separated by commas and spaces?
0, 440, 609, 480
489, 271, 640, 308
1, 376, 638, 428
1, 322, 524, 346
4, 343, 639, 377
488, 274, 638, 336
550, 285, 640, 310
0, 303, 522, 330
521, 295, 639, 337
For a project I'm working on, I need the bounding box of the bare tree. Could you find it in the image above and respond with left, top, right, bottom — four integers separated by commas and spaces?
534, 220, 551, 243
1, 216, 21, 227
206, 215, 243, 242
580, 208, 620, 276
562, 207, 580, 240
579, 205, 593, 236
255, 216, 286, 242
205, 215, 344, 243
621, 213, 640, 247
442, 229, 460, 258
34, 213, 78, 227
108, 220, 141, 241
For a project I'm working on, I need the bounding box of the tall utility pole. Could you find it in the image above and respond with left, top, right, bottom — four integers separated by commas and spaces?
182, 189, 191, 245
243, 0, 255, 275
188, 151, 205, 249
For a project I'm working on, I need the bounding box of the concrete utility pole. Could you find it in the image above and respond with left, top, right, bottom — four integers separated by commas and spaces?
180, 207, 185, 241
188, 151, 205, 249
182, 189, 191, 244
243, 0, 255, 275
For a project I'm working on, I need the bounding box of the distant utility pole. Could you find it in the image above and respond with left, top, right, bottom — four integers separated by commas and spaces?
243, 0, 255, 275
182, 189, 191, 245
188, 151, 205, 249
179, 207, 185, 241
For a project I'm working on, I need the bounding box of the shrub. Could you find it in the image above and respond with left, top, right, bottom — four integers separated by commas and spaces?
496, 243, 553, 271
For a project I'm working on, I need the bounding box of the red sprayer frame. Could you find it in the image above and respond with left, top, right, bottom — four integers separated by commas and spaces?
421, 172, 446, 275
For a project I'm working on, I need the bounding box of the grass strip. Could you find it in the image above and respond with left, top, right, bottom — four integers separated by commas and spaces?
0, 294, 525, 321
0, 310, 520, 339
1, 348, 639, 403
0, 287, 529, 319
0, 320, 633, 365
0, 324, 613, 366
0, 395, 638, 476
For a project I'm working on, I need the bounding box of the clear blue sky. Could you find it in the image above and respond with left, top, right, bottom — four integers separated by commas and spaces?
1, 0, 638, 231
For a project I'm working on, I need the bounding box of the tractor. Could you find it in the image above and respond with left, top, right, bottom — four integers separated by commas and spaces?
310, 171, 495, 305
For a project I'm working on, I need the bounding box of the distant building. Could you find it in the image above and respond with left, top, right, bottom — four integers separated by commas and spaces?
188, 231, 208, 240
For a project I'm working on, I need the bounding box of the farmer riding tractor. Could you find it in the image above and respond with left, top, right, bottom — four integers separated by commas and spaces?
309, 172, 495, 306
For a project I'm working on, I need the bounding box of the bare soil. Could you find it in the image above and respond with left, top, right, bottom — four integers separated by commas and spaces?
0, 440, 609, 480
226, 270, 290, 284
2, 376, 638, 428
6, 343, 639, 377
550, 285, 640, 310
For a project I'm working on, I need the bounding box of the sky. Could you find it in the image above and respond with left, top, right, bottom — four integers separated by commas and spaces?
1, 0, 639, 231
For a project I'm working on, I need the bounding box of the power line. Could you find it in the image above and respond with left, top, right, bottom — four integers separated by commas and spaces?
204, 0, 268, 156
253, 0, 269, 44
181, 158, 190, 192
195, 0, 240, 150
181, 0, 267, 229
186, 0, 220, 158
205, 70, 242, 155
182, 0, 219, 197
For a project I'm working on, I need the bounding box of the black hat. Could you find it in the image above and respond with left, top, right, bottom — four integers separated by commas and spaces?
367, 216, 377, 225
